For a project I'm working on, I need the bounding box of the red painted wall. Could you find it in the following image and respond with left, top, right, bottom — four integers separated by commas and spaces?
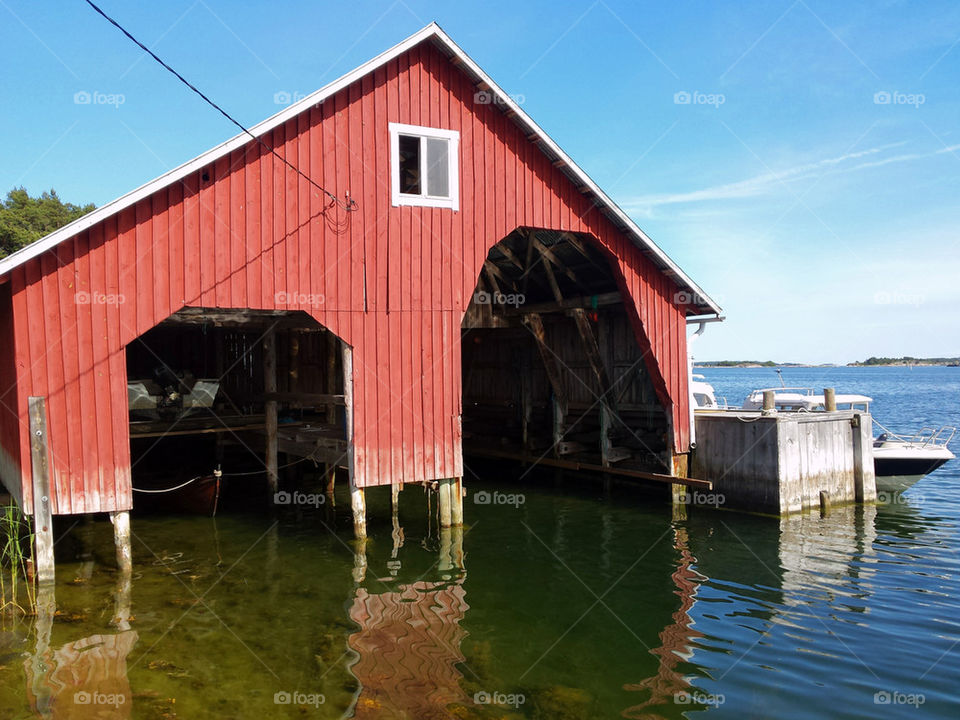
1, 40, 690, 514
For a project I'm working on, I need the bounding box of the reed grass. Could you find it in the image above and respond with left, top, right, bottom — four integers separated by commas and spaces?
0, 504, 36, 616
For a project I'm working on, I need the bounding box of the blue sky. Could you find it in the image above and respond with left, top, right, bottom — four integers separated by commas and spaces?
2, 0, 958, 363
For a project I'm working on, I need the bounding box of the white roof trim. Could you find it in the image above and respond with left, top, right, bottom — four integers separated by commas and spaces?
0, 22, 721, 316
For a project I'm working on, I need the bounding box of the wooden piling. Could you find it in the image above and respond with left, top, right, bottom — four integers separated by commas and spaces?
762, 389, 776, 415
450, 478, 464, 526
111, 510, 132, 575
263, 328, 279, 494
438, 478, 453, 528
851, 413, 878, 503
343, 344, 366, 539
824, 387, 837, 411
28, 397, 55, 585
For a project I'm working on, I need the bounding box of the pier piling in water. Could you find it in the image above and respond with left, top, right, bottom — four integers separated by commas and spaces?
28, 397, 55, 585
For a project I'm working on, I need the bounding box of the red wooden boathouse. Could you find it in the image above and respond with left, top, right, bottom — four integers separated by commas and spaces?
0, 23, 720, 539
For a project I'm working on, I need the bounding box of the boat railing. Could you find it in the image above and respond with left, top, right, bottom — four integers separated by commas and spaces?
875, 420, 956, 448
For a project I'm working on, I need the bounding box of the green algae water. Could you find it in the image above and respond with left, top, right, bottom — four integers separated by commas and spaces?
1, 366, 958, 718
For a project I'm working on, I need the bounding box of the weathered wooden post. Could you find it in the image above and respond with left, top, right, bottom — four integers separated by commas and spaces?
670, 453, 688, 521
762, 390, 776, 415
450, 478, 464, 526
28, 397, 55, 585
438, 479, 452, 528
263, 328, 279, 494
343, 345, 366, 539
824, 387, 837, 411
110, 510, 132, 575
851, 413, 877, 504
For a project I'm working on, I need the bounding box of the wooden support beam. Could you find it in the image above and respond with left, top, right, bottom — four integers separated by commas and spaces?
522, 314, 567, 412
466, 447, 713, 489
288, 332, 300, 389
450, 478, 464, 526
342, 345, 365, 539
503, 291, 622, 316
263, 328, 279, 494
532, 235, 579, 285
495, 242, 526, 271
111, 510, 132, 575
263, 392, 346, 406
520, 346, 533, 449
326, 334, 338, 424
438, 478, 452, 528
28, 396, 55, 585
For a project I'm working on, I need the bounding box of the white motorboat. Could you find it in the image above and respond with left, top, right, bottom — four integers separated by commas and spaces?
873, 425, 956, 492
691, 377, 955, 491
691, 374, 727, 410
741, 387, 872, 412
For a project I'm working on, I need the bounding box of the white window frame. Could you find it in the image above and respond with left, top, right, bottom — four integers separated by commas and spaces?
389, 122, 459, 210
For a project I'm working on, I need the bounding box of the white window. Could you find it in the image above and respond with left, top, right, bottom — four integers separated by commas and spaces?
389, 123, 459, 210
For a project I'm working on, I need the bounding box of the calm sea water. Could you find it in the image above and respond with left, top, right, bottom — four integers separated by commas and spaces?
1, 366, 958, 719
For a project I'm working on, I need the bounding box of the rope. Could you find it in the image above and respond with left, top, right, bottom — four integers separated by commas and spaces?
132, 475, 205, 494
222, 455, 320, 477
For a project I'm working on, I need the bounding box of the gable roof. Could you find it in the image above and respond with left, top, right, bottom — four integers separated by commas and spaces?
0, 22, 721, 317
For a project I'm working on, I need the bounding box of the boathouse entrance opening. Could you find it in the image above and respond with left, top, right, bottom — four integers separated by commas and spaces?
461, 228, 671, 478
125, 308, 348, 511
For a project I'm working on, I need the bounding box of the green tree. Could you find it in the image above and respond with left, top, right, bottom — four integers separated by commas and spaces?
0, 187, 95, 259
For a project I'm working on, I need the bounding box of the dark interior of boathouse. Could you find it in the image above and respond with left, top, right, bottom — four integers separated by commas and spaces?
122, 227, 674, 511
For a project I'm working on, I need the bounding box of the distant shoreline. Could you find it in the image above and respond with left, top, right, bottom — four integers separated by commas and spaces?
695, 358, 959, 369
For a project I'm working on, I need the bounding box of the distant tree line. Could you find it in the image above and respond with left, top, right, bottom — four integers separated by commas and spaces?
0, 187, 95, 259
694, 360, 778, 367
853, 356, 960, 366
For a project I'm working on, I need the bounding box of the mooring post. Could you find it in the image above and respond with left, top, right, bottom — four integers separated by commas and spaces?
824, 387, 837, 411
110, 510, 132, 575
762, 390, 776, 415
438, 478, 453, 528
28, 397, 55, 585
342, 344, 366, 539
263, 327, 279, 495
450, 478, 464, 526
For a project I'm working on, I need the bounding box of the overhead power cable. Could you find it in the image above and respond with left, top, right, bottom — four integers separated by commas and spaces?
83, 0, 356, 212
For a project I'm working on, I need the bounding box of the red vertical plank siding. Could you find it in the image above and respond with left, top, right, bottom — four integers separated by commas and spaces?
1, 39, 696, 512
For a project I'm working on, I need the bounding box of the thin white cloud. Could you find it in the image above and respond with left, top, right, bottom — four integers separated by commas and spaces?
624, 140, 933, 212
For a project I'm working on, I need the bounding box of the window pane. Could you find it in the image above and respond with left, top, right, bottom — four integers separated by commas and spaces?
426, 137, 449, 197
398, 135, 420, 194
